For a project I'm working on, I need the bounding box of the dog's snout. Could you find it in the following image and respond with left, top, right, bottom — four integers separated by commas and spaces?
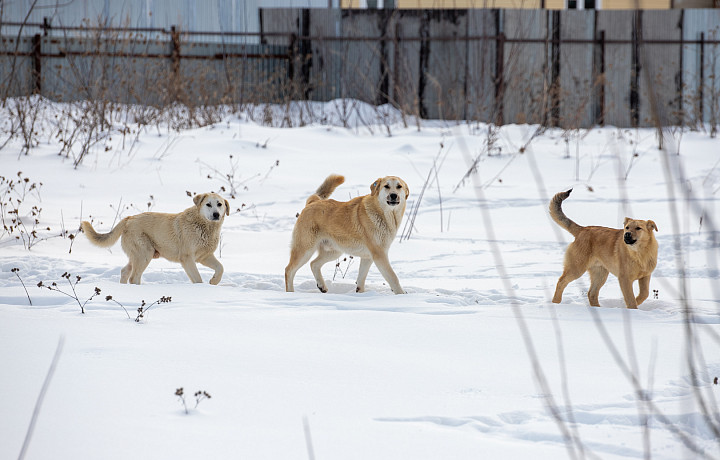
389, 193, 398, 201
213, 212, 220, 220
624, 232, 635, 244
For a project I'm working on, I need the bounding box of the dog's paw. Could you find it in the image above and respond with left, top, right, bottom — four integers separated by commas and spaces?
317, 284, 328, 293
356, 286, 365, 293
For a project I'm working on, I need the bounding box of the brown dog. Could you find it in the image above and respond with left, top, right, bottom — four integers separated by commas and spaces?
550, 189, 658, 309
81, 193, 229, 285
285, 174, 409, 294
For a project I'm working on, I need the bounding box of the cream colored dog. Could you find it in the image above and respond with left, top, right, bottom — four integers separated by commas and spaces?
81, 193, 229, 285
550, 189, 658, 309
285, 174, 409, 294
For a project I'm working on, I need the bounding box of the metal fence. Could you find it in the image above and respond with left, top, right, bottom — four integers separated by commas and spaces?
3, 9, 720, 128
0, 21, 293, 106
260, 8, 720, 128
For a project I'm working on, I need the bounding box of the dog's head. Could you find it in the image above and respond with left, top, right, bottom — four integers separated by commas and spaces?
623, 217, 658, 247
194, 193, 230, 222
371, 176, 409, 210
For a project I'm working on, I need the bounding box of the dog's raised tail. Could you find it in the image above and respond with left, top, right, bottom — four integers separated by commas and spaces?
550, 189, 582, 237
81, 218, 128, 248
306, 174, 345, 206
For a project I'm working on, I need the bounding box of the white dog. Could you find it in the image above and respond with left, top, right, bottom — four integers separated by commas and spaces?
81, 193, 229, 284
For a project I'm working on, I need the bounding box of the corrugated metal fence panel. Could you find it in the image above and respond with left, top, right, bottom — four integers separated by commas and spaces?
425, 10, 469, 120
309, 9, 343, 102
559, 10, 596, 129
40, 36, 172, 104
392, 11, 423, 117
465, 9, 496, 123
179, 42, 290, 105
597, 11, 633, 128
502, 9, 549, 125
640, 10, 682, 127
683, 9, 720, 125
336, 10, 384, 105
0, 36, 34, 97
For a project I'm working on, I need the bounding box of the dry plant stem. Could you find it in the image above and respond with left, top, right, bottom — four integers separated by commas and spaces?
12, 268, 32, 306
472, 182, 585, 460
303, 416, 316, 460
456, 132, 585, 458
104, 296, 131, 320
17, 336, 64, 460
401, 143, 447, 241
522, 144, 588, 456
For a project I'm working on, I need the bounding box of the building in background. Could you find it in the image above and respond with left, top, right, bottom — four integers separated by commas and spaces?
0, 0, 336, 35
1, 0, 717, 35
343, 0, 716, 8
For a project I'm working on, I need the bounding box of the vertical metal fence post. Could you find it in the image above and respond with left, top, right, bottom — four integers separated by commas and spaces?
418, 11, 429, 119
170, 25, 181, 103
550, 10, 561, 128
677, 10, 684, 126
630, 11, 641, 128
31, 34, 42, 95
594, 29, 606, 126
699, 31, 705, 123
495, 32, 505, 126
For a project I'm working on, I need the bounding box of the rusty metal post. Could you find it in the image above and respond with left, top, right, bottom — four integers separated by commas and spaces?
170, 25, 181, 103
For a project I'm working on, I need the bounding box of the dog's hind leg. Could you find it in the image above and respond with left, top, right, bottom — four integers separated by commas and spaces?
123, 234, 155, 284
285, 247, 315, 292
128, 253, 153, 284
180, 257, 203, 283
552, 265, 584, 304
355, 258, 373, 293
120, 262, 133, 284
587, 266, 609, 307
310, 248, 341, 293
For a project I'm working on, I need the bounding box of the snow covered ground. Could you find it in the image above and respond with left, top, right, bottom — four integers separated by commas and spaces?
1, 101, 719, 459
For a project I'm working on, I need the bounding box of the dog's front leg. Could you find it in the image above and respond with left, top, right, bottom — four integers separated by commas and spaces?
635, 276, 651, 306
180, 257, 204, 283
355, 258, 373, 293
199, 254, 224, 285
370, 248, 405, 294
618, 276, 638, 309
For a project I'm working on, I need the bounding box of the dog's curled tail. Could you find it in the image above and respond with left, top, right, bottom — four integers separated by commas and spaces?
306, 174, 345, 206
81, 218, 128, 248
550, 189, 582, 237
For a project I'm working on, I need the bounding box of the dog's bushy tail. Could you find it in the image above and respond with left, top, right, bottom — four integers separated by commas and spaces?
550, 189, 582, 237
81, 218, 128, 248
306, 174, 345, 206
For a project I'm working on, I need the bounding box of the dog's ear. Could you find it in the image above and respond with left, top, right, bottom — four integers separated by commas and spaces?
224, 199, 230, 216
647, 220, 658, 232
193, 193, 207, 207
623, 217, 632, 227
400, 178, 409, 199
370, 178, 383, 195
